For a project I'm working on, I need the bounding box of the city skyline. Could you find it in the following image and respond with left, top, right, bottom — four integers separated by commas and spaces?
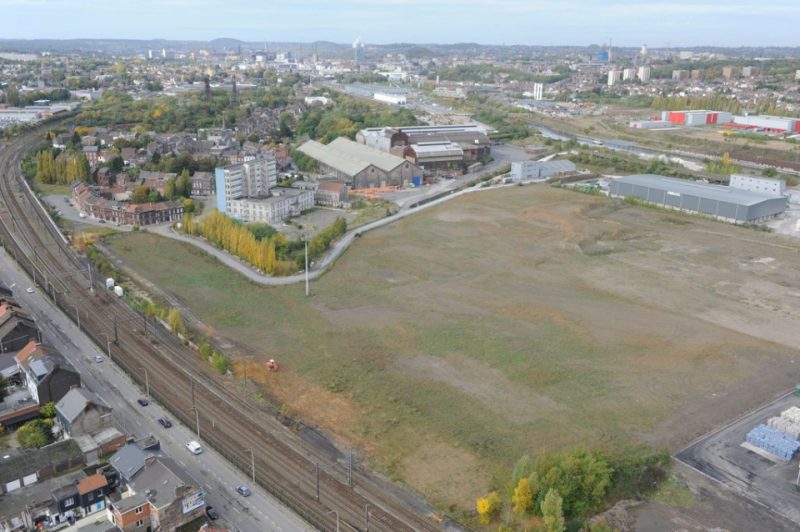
1, 0, 799, 47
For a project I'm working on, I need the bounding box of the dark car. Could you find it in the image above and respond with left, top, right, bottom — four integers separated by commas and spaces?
205, 506, 219, 520
137, 398, 149, 407
157, 417, 172, 428
235, 485, 251, 497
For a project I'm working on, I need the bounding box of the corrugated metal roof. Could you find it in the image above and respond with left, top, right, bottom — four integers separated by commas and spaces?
614, 174, 784, 207
298, 138, 409, 177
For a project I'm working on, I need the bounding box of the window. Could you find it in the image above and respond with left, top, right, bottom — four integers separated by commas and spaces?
135, 519, 145, 527
135, 505, 144, 514
64, 497, 74, 507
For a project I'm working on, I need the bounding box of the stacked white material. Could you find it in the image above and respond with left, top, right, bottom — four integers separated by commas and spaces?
767, 416, 800, 439
782, 407, 800, 424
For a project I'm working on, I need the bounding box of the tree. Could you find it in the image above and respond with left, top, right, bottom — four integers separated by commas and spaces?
167, 307, 187, 336
210, 351, 230, 374
39, 402, 57, 419
4, 83, 20, 106
541, 489, 565, 532
16, 419, 53, 448
512, 478, 534, 515
109, 156, 124, 173
0, 376, 7, 402
476, 491, 501, 525
132, 185, 149, 204
762, 167, 778, 178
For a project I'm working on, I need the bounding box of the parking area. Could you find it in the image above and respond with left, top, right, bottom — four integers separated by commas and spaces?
677, 392, 800, 526
43, 194, 133, 232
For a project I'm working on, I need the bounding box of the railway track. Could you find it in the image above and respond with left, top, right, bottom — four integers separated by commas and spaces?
0, 128, 448, 532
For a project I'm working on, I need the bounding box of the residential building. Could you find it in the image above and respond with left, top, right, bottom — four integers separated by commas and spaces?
608, 174, 788, 223
109, 444, 146, 484
637, 66, 651, 82
607, 70, 622, 86
227, 187, 314, 224
723, 66, 737, 79
672, 70, 689, 80
298, 137, 420, 189
56, 387, 114, 437
15, 340, 80, 405
510, 160, 577, 182
190, 171, 215, 196
531, 82, 544, 100
0, 303, 38, 353
214, 155, 277, 213
108, 456, 205, 531
691, 69, 704, 80
77, 473, 110, 517
72, 183, 184, 226
622, 68, 636, 81
315, 182, 349, 207
0, 469, 86, 531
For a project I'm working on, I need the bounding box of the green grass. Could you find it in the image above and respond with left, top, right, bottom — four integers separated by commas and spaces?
650, 476, 694, 508
104, 185, 800, 510
35, 182, 73, 196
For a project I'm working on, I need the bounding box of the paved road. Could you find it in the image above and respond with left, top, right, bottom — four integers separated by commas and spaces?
150, 143, 526, 287
0, 251, 310, 532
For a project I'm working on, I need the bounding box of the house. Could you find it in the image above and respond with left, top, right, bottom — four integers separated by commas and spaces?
82, 146, 99, 168
15, 340, 80, 405
190, 171, 215, 196
109, 444, 146, 484
0, 439, 83, 495
0, 469, 86, 531
56, 387, 114, 437
315, 182, 349, 207
0, 303, 38, 353
108, 456, 205, 531
77, 473, 109, 516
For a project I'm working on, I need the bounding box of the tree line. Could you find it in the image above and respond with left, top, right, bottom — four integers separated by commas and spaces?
35, 149, 91, 184
477, 447, 670, 530
182, 210, 347, 276
650, 94, 742, 114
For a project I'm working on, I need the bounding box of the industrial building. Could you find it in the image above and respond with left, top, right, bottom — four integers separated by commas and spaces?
729, 115, 799, 134
729, 174, 786, 195
662, 110, 733, 126
609, 174, 788, 223
298, 137, 420, 188
356, 124, 491, 173
510, 160, 577, 182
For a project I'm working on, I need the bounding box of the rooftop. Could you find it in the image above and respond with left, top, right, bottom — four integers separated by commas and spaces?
0, 440, 83, 484
614, 174, 786, 206
299, 137, 410, 176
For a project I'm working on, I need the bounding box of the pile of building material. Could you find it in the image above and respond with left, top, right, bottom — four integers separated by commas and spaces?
745, 425, 800, 461
767, 407, 800, 439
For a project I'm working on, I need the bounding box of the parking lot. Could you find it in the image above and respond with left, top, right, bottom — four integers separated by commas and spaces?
677, 391, 800, 526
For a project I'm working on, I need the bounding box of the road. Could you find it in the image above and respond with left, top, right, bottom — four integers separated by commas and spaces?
0, 251, 310, 532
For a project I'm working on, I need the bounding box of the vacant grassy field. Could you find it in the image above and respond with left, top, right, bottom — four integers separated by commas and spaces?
107, 187, 800, 511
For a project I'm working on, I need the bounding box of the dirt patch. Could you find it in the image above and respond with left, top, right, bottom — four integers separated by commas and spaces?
401, 437, 491, 509
397, 353, 563, 424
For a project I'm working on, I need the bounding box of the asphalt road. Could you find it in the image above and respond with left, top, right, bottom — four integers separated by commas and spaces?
0, 250, 310, 532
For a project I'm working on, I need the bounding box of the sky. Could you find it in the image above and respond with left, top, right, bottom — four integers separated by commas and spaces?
0, 0, 798, 47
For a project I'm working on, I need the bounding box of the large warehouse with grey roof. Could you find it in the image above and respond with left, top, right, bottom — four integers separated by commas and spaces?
609, 174, 788, 223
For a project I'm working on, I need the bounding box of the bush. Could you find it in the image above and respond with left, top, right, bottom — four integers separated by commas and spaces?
210, 351, 230, 374
17, 419, 53, 448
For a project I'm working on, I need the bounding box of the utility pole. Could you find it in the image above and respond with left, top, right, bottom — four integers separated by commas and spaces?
113, 315, 118, 344
304, 234, 309, 297
243, 358, 248, 389
315, 463, 320, 502
249, 448, 255, 483
88, 263, 95, 295
74, 305, 80, 330
139, 367, 149, 397
365, 504, 371, 532
348, 447, 353, 487
191, 378, 200, 438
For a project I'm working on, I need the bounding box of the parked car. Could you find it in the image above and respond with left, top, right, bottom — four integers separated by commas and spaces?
205, 506, 219, 520
186, 440, 203, 455
94, 355, 103, 363
26, 287, 34, 294
235, 485, 251, 497
157, 417, 172, 428
137, 398, 149, 407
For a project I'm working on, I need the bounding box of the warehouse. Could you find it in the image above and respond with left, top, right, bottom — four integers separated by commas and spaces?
609, 174, 788, 223
729, 115, 799, 134
662, 110, 733, 126
510, 159, 577, 182
298, 137, 420, 189
403, 141, 464, 172
356, 124, 491, 166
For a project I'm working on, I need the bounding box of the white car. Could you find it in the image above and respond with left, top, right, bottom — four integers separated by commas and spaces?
26, 287, 34, 294
94, 355, 104, 363
186, 440, 203, 455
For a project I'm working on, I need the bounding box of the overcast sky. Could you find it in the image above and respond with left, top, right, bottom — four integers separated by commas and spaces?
0, 0, 798, 47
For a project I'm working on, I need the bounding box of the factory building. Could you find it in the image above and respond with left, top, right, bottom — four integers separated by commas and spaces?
729, 115, 799, 134
609, 174, 788, 223
729, 174, 786, 196
662, 110, 732, 126
298, 137, 420, 188
510, 160, 577, 182
357, 124, 491, 173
